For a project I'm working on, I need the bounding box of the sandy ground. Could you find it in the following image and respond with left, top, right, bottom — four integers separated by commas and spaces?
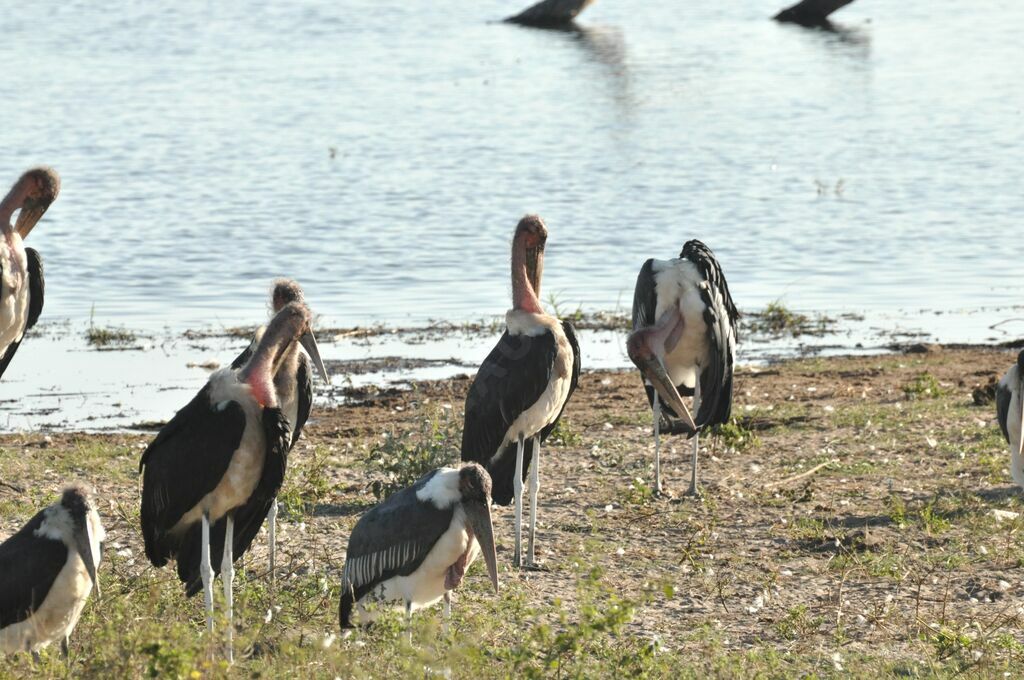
1, 346, 1023, 673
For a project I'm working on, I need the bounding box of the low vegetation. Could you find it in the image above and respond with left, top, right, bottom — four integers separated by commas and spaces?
2, 348, 1023, 677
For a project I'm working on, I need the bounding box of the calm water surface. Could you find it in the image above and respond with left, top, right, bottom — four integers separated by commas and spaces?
3, 1, 1022, 329
1, 2, 1023, 428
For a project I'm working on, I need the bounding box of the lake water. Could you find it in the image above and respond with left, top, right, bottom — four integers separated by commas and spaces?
1, 1, 1023, 428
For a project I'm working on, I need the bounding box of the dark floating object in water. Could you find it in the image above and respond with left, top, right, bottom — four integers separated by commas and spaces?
506, 0, 596, 28
773, 0, 854, 28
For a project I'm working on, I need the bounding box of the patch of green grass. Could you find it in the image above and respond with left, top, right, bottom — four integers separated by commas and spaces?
711, 417, 760, 452
278, 446, 338, 519
774, 604, 824, 641
903, 372, 945, 400
547, 417, 583, 447
744, 300, 833, 338
86, 306, 138, 348
364, 406, 459, 500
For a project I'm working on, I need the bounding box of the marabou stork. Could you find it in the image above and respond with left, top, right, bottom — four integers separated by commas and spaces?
995, 350, 1024, 490
139, 301, 324, 661
0, 486, 105, 658
0, 167, 59, 379
339, 463, 499, 636
626, 240, 739, 497
461, 215, 581, 569
230, 279, 329, 579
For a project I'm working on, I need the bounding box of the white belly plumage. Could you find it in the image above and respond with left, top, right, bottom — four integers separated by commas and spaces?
653, 258, 711, 389
0, 549, 93, 653
175, 370, 267, 529
353, 508, 476, 623
493, 310, 573, 460
0, 237, 29, 355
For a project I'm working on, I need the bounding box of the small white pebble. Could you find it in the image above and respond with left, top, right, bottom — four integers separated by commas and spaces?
264, 609, 273, 623
998, 580, 1011, 592
604, 504, 614, 513
615, 547, 625, 556
979, 545, 989, 555
321, 633, 336, 650
823, 405, 834, 413
603, 422, 613, 430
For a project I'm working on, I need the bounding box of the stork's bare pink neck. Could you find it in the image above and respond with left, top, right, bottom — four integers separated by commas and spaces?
239, 309, 305, 407
511, 239, 544, 314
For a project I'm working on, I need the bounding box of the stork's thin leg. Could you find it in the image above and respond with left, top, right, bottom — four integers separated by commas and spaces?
443, 591, 452, 635
201, 512, 214, 633
268, 498, 278, 583
222, 516, 235, 664
653, 392, 662, 494
513, 434, 525, 568
527, 435, 540, 567
686, 381, 702, 497
405, 600, 413, 644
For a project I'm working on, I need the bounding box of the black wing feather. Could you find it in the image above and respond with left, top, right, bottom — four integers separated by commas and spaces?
681, 240, 740, 429
460, 329, 559, 505
182, 408, 291, 596
25, 248, 44, 330
996, 381, 1012, 445
339, 470, 455, 628
631, 258, 658, 332
139, 384, 247, 568
0, 510, 68, 628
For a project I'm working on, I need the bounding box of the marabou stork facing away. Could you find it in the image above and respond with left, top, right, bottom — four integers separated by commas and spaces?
339, 464, 499, 636
995, 351, 1024, 490
0, 167, 59, 379
140, 301, 325, 662
231, 279, 329, 580
0, 486, 105, 659
461, 215, 581, 569
627, 240, 739, 497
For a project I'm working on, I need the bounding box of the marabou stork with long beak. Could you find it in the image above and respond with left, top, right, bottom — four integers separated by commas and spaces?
995, 350, 1024, 490
139, 301, 324, 662
0, 486, 105, 659
0, 167, 59, 379
627, 240, 739, 497
339, 463, 499, 636
461, 215, 581, 568
231, 279, 329, 579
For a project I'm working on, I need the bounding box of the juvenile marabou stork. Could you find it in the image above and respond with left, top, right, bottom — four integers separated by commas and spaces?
140, 301, 323, 661
230, 279, 329, 579
627, 240, 739, 497
0, 486, 105, 658
461, 215, 581, 569
0, 167, 59, 379
995, 350, 1024, 490
339, 463, 499, 635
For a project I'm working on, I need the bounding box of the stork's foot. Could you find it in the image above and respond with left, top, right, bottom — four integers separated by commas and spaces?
521, 561, 551, 573
652, 486, 675, 500
679, 483, 703, 500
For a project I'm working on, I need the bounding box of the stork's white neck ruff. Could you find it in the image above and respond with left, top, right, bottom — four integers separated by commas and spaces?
416, 468, 462, 509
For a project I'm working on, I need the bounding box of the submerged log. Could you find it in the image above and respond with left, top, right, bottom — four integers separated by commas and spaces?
773, 0, 853, 28
506, 0, 597, 28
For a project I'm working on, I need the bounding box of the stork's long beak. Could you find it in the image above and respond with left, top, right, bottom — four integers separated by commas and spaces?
74, 525, 100, 599
635, 355, 697, 435
15, 198, 51, 239
465, 499, 499, 594
300, 329, 330, 384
